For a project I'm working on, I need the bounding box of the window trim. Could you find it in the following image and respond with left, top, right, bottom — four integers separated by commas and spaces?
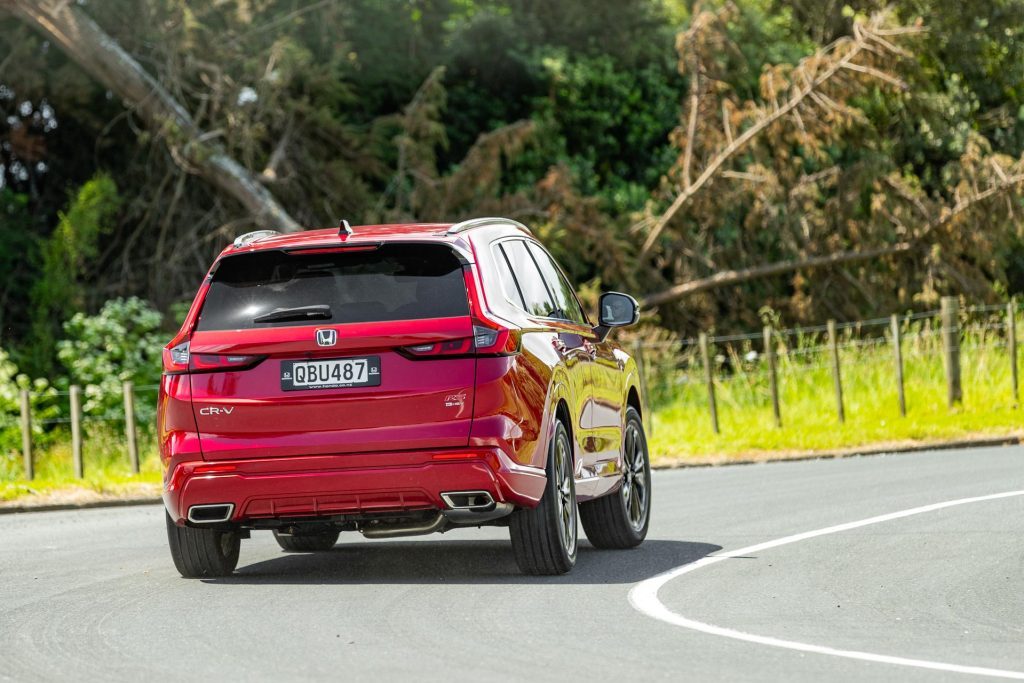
494, 243, 527, 310
489, 237, 593, 330
525, 241, 591, 327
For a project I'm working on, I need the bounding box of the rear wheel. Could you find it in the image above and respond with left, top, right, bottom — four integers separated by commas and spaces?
165, 512, 240, 578
580, 407, 650, 549
273, 529, 340, 552
509, 419, 578, 575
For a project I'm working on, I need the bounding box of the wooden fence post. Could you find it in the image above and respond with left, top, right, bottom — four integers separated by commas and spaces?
941, 296, 962, 407
827, 320, 845, 423
1008, 302, 1018, 408
699, 332, 719, 434
70, 385, 83, 479
123, 380, 139, 474
19, 389, 32, 480
891, 314, 906, 417
763, 325, 781, 427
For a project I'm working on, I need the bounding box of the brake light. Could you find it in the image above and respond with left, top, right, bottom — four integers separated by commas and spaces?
189, 353, 265, 372
402, 337, 475, 357
163, 341, 191, 374
472, 319, 520, 355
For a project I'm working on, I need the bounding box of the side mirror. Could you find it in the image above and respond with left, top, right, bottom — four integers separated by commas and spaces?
594, 292, 639, 341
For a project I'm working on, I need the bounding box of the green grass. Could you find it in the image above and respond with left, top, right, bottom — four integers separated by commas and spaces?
0, 423, 161, 502
648, 318, 1024, 463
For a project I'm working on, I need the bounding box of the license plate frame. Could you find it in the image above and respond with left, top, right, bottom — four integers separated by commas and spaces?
280, 356, 381, 391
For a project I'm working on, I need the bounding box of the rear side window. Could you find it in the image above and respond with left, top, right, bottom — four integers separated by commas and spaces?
491, 244, 527, 309
196, 243, 469, 330
526, 243, 588, 326
498, 240, 556, 317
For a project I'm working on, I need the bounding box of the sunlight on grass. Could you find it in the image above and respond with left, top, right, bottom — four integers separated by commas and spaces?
0, 423, 161, 501
649, 317, 1024, 462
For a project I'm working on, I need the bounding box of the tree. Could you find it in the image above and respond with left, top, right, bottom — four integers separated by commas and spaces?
0, 0, 301, 232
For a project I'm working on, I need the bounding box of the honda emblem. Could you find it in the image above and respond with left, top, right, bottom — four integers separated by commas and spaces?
316, 328, 337, 347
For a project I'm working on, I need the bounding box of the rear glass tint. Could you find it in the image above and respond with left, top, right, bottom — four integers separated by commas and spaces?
196, 244, 469, 330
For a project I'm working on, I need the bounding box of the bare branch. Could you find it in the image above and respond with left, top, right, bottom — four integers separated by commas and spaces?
840, 61, 906, 88
640, 243, 912, 308
639, 171, 1024, 308
639, 14, 911, 257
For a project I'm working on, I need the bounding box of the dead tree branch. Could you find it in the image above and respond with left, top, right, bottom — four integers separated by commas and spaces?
0, 0, 302, 232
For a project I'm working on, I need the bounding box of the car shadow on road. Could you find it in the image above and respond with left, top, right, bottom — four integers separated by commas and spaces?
205, 538, 721, 585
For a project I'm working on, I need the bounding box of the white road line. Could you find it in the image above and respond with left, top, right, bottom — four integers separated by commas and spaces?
629, 489, 1024, 679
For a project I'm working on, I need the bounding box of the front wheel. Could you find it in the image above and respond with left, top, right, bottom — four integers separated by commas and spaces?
509, 419, 578, 575
165, 512, 240, 578
580, 407, 651, 549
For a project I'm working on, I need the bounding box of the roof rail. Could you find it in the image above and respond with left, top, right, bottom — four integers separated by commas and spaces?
446, 217, 532, 236
232, 229, 280, 248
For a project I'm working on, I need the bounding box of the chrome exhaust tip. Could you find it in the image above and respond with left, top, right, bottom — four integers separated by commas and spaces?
441, 491, 495, 511
187, 503, 234, 524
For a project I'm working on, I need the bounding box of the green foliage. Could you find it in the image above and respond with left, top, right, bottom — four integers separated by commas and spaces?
0, 191, 38, 348
529, 51, 679, 207
56, 297, 163, 419
27, 174, 120, 374
3, 0, 1024, 354
0, 347, 58, 466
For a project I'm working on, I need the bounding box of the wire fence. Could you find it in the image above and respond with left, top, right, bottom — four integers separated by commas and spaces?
632, 297, 1020, 436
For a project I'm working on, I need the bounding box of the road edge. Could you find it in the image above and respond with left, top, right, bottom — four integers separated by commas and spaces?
2, 435, 1019, 514
651, 434, 1021, 469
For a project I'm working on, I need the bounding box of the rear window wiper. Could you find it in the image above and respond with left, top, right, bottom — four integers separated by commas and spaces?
253, 304, 332, 323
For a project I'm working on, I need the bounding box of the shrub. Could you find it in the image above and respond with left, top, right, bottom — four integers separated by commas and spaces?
56, 297, 164, 420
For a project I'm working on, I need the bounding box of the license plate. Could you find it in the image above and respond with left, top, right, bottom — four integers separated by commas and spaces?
281, 357, 381, 391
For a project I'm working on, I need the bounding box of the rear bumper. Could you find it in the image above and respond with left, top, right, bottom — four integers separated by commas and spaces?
163, 448, 546, 525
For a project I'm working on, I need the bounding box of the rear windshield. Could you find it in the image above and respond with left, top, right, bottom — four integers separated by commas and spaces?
196, 243, 469, 331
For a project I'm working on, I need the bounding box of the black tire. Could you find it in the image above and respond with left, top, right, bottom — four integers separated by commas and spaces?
272, 529, 340, 552
580, 407, 651, 549
509, 418, 578, 575
165, 511, 240, 578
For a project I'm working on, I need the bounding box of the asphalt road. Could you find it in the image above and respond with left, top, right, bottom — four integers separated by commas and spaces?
2, 446, 1022, 682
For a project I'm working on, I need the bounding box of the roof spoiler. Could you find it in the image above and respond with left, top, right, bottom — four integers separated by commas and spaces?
446, 217, 532, 236
232, 230, 281, 248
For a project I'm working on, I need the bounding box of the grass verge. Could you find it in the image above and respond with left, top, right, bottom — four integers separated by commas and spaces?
648, 319, 1024, 463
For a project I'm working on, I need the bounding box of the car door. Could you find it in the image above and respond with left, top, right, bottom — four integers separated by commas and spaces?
528, 243, 624, 476
495, 239, 598, 475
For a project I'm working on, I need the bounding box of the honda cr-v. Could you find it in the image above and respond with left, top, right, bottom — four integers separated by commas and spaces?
160, 217, 650, 576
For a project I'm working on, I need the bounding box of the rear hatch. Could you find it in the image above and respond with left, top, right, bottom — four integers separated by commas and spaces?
188, 242, 476, 460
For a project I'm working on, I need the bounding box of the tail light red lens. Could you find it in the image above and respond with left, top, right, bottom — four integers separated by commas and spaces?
162, 341, 264, 374
402, 337, 475, 357
472, 319, 520, 355
162, 341, 191, 374
399, 324, 519, 358
189, 353, 265, 373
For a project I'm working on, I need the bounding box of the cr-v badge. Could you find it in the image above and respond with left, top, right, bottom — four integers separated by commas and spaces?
316, 329, 337, 346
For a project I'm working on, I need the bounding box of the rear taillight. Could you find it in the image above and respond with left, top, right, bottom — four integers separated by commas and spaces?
399, 323, 519, 359
162, 341, 263, 374
402, 337, 475, 357
472, 319, 520, 355
163, 341, 191, 374
189, 353, 265, 373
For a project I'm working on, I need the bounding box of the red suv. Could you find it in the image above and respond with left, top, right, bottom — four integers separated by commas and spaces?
160, 218, 650, 577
